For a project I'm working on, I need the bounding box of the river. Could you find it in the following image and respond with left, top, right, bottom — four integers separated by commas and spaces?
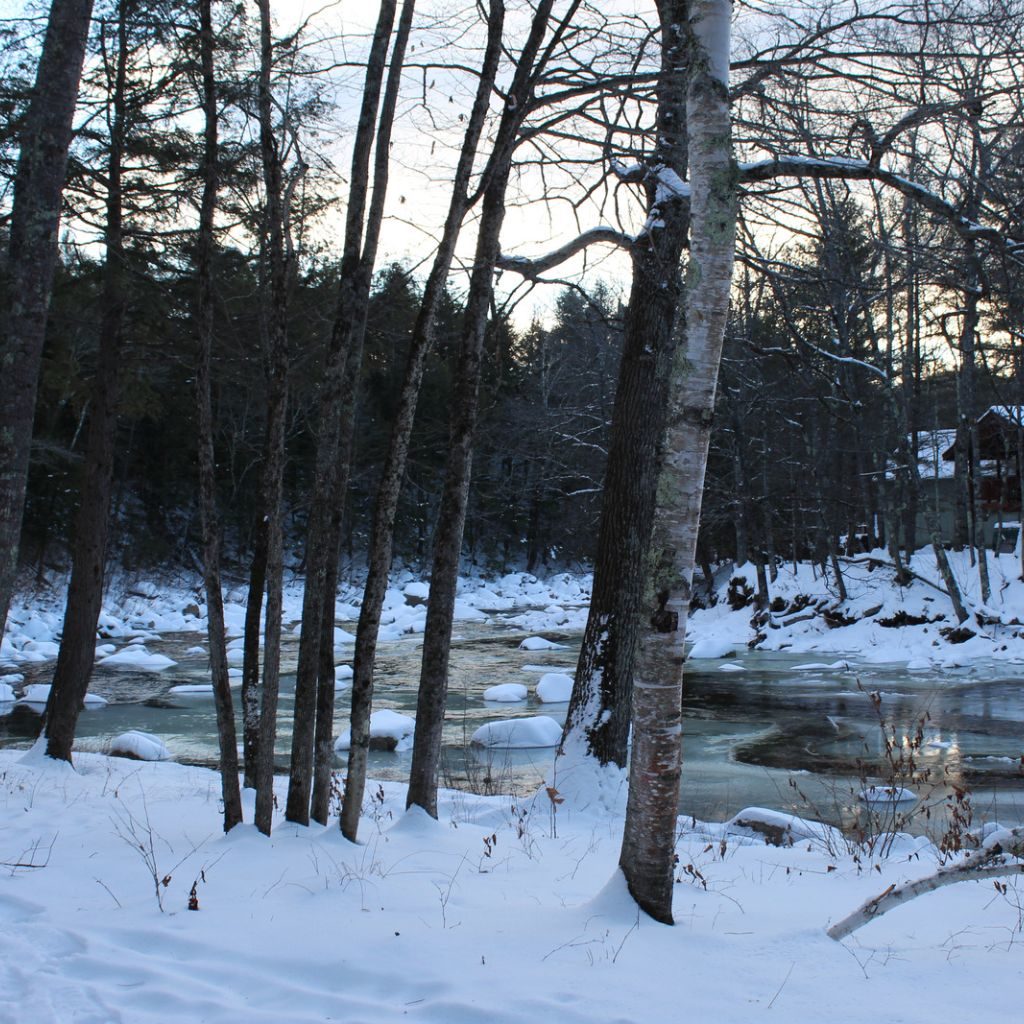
2, 618, 1022, 831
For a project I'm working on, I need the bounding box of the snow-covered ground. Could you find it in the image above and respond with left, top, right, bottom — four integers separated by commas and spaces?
1, 748, 1021, 1024
2, 557, 1024, 1020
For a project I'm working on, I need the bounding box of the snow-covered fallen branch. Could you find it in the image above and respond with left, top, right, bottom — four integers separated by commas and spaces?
827, 826, 1024, 941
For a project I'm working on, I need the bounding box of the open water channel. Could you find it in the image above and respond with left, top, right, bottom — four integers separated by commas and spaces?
2, 617, 1023, 831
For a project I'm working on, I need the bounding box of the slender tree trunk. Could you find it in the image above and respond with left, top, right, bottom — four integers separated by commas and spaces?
44, 2, 129, 763
392, 0, 566, 830
619, 0, 735, 925
241, 523, 267, 789
253, 0, 292, 836
286, 0, 413, 826
343, 0, 504, 825
0, 0, 95, 640
194, 0, 243, 831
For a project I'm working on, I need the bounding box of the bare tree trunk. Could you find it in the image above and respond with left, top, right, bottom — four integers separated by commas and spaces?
559, 2, 691, 779
619, 0, 735, 925
331, 0, 504, 827
392, 0, 567, 830
44, 1, 129, 763
194, 0, 242, 831
253, 0, 292, 836
286, 0, 411, 826
0, 0, 95, 639
241, 523, 266, 789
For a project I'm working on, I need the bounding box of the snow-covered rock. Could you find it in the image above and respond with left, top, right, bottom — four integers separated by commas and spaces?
688, 638, 736, 659
535, 672, 573, 703
471, 716, 562, 749
334, 709, 415, 752
97, 646, 177, 672
0, 682, 16, 702
482, 683, 528, 702
335, 664, 354, 689
108, 731, 171, 761
15, 684, 107, 709
518, 636, 566, 651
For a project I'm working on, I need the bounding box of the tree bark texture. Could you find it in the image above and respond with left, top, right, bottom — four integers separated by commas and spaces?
619, 0, 736, 925
44, 2, 129, 763
560, 0, 692, 776
194, 0, 243, 831
0, 0, 95, 640
286, 0, 412, 826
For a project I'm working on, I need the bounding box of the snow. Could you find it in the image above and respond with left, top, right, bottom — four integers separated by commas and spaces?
334, 709, 415, 752
108, 731, 171, 761
0, 749, 1021, 1024
169, 681, 241, 695
0, 682, 15, 703
334, 663, 354, 689
14, 684, 107, 709
519, 636, 566, 651
97, 646, 177, 672
471, 715, 563, 748
482, 683, 528, 702
535, 672, 573, 703
858, 785, 917, 805
687, 637, 736, 659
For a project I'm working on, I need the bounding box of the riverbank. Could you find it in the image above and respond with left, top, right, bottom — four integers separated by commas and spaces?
5, 546, 1024, 682
688, 546, 1024, 668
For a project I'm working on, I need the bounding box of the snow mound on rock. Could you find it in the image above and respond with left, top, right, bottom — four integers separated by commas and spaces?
98, 646, 177, 672
688, 638, 735, 659
535, 673, 573, 703
335, 709, 415, 753
108, 731, 171, 761
482, 683, 528, 702
471, 716, 562, 749
518, 636, 566, 651
15, 684, 107, 709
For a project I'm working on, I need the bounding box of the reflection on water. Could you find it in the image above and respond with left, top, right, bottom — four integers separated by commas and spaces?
3, 622, 1023, 828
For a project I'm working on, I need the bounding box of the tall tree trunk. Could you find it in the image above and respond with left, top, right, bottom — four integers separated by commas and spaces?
559, 1, 691, 778
286, 0, 412, 826
0, 0, 95, 640
44, 1, 129, 763
390, 0, 567, 831
194, 0, 243, 831
253, 0, 292, 836
241, 523, 267, 789
619, 0, 735, 924
342, 0, 504, 826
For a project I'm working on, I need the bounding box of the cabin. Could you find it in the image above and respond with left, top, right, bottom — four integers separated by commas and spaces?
936, 406, 1023, 550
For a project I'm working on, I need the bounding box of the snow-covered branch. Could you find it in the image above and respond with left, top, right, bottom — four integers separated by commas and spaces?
739, 156, 1022, 255
799, 339, 889, 382
496, 226, 634, 279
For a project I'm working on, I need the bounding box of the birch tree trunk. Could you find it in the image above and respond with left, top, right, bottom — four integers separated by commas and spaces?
619, 0, 735, 925
557, 5, 690, 780
0, 0, 94, 640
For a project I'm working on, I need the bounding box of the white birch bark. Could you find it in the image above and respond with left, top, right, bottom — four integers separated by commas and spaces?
619, 0, 736, 925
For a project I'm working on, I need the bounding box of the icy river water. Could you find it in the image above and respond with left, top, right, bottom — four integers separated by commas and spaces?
3, 617, 1023, 829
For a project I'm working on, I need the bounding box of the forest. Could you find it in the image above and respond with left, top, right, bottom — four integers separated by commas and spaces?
2, 0, 1024, 930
